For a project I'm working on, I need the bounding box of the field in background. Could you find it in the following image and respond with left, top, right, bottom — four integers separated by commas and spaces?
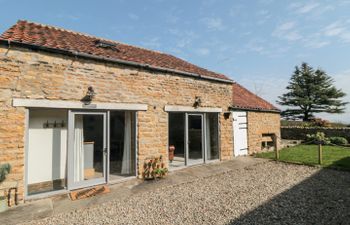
256, 144, 350, 170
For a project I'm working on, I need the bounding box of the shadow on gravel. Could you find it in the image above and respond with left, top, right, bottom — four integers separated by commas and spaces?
228, 159, 350, 225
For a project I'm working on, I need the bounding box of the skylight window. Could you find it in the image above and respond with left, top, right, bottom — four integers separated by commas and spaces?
95, 40, 117, 49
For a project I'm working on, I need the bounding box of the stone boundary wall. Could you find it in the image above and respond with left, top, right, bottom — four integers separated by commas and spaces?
281, 126, 350, 141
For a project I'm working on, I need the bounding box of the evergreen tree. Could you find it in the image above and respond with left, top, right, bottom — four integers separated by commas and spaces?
278, 62, 347, 121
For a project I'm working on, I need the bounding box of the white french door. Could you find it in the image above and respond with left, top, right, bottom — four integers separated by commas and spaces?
186, 114, 204, 165
67, 111, 107, 190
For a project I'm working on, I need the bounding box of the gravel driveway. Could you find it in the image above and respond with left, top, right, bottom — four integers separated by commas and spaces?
20, 161, 350, 225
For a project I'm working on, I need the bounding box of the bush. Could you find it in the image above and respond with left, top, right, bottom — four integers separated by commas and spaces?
329, 137, 348, 145
306, 132, 330, 145
310, 118, 331, 127
0, 163, 11, 183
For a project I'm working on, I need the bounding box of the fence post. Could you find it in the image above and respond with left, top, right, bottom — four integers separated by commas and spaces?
274, 134, 279, 160
318, 143, 323, 165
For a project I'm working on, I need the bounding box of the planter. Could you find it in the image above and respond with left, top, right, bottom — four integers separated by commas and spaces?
168, 145, 175, 162
0, 197, 7, 213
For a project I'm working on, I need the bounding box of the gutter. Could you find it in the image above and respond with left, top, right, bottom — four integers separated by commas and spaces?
229, 106, 281, 113
0, 39, 234, 84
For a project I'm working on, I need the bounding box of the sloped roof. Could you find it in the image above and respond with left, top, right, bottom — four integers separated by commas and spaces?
0, 20, 232, 82
232, 83, 280, 112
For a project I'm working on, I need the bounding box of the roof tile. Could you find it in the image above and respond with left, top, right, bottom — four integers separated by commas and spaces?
232, 83, 280, 112
0, 20, 232, 82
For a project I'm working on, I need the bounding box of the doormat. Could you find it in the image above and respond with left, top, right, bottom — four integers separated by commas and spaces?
69, 185, 110, 201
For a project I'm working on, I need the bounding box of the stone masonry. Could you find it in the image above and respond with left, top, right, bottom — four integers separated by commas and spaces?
247, 111, 281, 154
0, 46, 233, 201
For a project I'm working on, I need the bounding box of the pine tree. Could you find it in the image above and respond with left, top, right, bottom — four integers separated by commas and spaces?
278, 62, 347, 121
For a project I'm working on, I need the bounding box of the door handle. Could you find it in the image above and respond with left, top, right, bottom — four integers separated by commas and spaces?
103, 148, 107, 154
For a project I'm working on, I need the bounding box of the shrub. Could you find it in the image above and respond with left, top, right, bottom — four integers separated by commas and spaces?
306, 132, 330, 145
310, 118, 331, 127
0, 163, 11, 183
329, 137, 348, 145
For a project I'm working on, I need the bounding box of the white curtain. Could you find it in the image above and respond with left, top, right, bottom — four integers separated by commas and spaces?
74, 115, 84, 182
121, 112, 132, 175
206, 114, 211, 160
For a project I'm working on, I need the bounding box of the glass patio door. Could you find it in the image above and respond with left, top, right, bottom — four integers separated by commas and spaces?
186, 114, 204, 165
68, 111, 107, 189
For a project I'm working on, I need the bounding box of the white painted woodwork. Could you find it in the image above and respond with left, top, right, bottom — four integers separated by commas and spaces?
13, 98, 148, 111
232, 111, 248, 156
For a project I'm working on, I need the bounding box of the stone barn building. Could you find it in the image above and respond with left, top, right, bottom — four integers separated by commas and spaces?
0, 20, 280, 202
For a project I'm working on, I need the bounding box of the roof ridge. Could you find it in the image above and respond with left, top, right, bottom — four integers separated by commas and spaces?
16, 20, 171, 56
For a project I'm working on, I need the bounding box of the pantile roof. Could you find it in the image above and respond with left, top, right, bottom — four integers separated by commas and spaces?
232, 83, 280, 112
0, 20, 232, 82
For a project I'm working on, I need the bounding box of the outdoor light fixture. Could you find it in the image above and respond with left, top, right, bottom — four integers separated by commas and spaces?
81, 86, 96, 105
193, 96, 202, 108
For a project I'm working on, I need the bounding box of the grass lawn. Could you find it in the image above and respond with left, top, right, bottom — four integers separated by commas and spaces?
256, 144, 350, 170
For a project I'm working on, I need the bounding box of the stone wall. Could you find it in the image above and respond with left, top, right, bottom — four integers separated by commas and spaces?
247, 111, 281, 154
281, 126, 350, 142
0, 46, 233, 200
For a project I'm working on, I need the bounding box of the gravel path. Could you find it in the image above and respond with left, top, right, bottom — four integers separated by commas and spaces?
21, 161, 350, 225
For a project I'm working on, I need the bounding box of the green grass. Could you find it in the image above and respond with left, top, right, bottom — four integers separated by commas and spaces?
256, 144, 350, 170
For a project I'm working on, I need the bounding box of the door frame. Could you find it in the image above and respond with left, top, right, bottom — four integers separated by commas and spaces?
67, 110, 108, 190
204, 113, 220, 163
185, 113, 205, 166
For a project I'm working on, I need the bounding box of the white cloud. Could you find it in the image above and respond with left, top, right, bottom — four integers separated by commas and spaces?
202, 17, 225, 31
196, 48, 211, 56
300, 32, 328, 49
128, 13, 139, 20
244, 38, 291, 57
278, 21, 295, 31
166, 14, 179, 24
258, 0, 274, 4
324, 21, 346, 36
56, 13, 80, 21
229, 4, 245, 17
177, 38, 192, 48
289, 2, 320, 14
297, 2, 320, 13
168, 30, 198, 48
258, 9, 269, 16
256, 10, 272, 25
304, 40, 330, 49
289, 2, 335, 18
323, 20, 350, 43
140, 37, 161, 49
167, 29, 198, 49
272, 21, 302, 41
246, 38, 266, 54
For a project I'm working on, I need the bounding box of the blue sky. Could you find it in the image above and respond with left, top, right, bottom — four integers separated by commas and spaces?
1, 0, 350, 122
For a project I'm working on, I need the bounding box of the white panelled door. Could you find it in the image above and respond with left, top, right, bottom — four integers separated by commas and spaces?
232, 111, 248, 156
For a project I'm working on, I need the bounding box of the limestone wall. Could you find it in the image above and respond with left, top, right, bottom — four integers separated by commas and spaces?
247, 111, 281, 154
0, 46, 233, 200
